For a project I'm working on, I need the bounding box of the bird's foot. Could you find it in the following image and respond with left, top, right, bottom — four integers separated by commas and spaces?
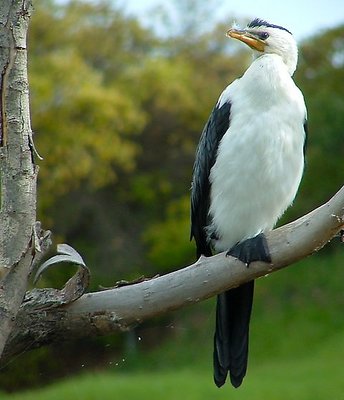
226, 233, 271, 267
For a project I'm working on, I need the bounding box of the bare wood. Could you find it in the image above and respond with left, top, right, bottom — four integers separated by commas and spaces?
67, 185, 344, 316
2, 185, 343, 363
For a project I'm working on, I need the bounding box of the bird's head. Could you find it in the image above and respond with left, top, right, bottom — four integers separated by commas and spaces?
227, 18, 298, 75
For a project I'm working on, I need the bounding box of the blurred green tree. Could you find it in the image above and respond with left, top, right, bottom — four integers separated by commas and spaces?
29, 0, 247, 284
294, 24, 344, 214
29, 1, 148, 212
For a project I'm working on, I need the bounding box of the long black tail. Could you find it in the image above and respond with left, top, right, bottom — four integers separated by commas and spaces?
213, 281, 254, 388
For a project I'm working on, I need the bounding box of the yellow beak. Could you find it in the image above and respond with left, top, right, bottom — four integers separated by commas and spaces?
226, 28, 265, 52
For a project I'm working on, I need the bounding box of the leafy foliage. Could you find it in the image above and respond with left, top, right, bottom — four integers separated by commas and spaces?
294, 25, 344, 212
29, 0, 247, 281
29, 2, 147, 210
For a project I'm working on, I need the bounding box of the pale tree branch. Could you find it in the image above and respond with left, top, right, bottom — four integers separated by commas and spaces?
2, 185, 343, 364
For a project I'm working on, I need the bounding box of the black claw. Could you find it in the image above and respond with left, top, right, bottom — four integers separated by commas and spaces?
226, 233, 271, 266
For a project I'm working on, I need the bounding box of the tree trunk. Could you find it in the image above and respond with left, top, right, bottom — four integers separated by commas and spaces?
0, 0, 49, 357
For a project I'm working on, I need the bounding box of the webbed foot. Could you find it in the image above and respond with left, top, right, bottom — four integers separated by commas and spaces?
226, 233, 271, 267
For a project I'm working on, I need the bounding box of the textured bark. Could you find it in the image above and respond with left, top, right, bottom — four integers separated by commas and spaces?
0, 0, 50, 357
2, 185, 344, 364
0, 1, 34, 267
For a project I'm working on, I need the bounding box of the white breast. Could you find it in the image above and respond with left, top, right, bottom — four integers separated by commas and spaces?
209, 54, 306, 252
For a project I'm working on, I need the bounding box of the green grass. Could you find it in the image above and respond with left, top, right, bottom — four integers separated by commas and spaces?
2, 330, 344, 400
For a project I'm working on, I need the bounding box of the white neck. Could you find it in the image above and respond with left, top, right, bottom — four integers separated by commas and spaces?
252, 47, 297, 76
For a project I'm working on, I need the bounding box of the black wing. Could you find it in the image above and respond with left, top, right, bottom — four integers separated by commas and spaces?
190, 100, 232, 258
191, 99, 252, 388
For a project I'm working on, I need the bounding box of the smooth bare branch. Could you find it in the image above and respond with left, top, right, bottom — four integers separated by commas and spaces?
2, 185, 343, 363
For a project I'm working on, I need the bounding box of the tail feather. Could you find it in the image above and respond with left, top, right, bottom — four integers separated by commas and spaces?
213, 281, 254, 388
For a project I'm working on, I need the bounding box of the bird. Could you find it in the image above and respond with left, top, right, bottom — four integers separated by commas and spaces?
190, 18, 307, 388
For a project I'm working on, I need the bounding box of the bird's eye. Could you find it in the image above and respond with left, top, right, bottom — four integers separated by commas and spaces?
259, 32, 269, 40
